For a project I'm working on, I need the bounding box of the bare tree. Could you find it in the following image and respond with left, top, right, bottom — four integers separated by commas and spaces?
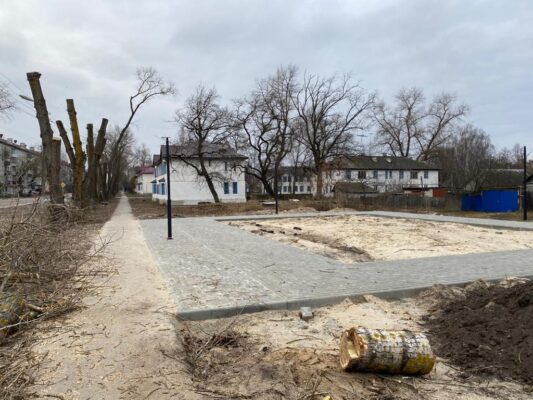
0, 81, 16, 118
373, 87, 468, 162
373, 87, 425, 159
133, 143, 151, 166
174, 85, 233, 203
436, 125, 494, 191
101, 126, 135, 195
294, 73, 375, 198
106, 67, 175, 199
234, 66, 298, 200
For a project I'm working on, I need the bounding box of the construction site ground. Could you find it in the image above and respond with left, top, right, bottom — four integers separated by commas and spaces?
29, 197, 533, 399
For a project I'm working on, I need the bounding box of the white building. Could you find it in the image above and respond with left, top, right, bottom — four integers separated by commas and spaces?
152, 143, 247, 205
0, 134, 40, 195
134, 165, 155, 194
319, 155, 440, 197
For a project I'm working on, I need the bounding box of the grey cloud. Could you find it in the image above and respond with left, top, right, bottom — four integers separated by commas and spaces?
0, 0, 531, 153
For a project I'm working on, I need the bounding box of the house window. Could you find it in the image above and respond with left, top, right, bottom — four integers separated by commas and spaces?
424, 170, 429, 179
399, 170, 404, 180
282, 176, 287, 182
373, 170, 378, 179
300, 185, 304, 192
208, 159, 211, 166
410, 171, 418, 179
295, 186, 299, 193
232, 182, 238, 194
152, 183, 156, 193
358, 171, 366, 180
307, 186, 311, 192
161, 183, 165, 195
283, 186, 288, 193
223, 182, 229, 194
385, 170, 392, 179
345, 169, 351, 180
224, 162, 228, 171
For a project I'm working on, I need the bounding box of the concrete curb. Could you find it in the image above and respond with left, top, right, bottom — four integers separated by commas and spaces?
176, 274, 533, 321
364, 212, 533, 232
215, 211, 533, 231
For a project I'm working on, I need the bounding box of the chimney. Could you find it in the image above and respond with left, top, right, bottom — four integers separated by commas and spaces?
0, 133, 3, 138
13, 139, 17, 144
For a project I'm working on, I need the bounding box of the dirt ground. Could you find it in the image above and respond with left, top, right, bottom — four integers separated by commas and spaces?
19, 197, 533, 399
426, 279, 533, 384
177, 280, 533, 399
128, 195, 328, 219
230, 215, 533, 263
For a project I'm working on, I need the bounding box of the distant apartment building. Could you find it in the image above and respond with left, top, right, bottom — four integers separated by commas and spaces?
320, 155, 440, 196
0, 134, 40, 195
252, 155, 440, 198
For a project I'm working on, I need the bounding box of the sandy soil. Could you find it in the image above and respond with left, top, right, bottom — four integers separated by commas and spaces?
178, 288, 532, 399
230, 215, 533, 263
30, 197, 202, 400
27, 200, 532, 399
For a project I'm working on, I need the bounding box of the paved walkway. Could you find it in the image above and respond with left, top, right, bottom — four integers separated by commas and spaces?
140, 208, 533, 319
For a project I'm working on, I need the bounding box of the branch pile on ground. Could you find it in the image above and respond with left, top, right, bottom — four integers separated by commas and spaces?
425, 280, 533, 384
0, 199, 115, 400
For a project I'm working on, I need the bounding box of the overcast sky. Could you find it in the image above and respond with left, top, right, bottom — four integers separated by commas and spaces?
0, 0, 531, 155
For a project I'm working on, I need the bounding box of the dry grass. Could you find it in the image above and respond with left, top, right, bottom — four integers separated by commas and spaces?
0, 197, 118, 400
128, 196, 339, 219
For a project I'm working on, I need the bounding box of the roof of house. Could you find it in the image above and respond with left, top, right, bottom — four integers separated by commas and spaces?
154, 142, 247, 165
0, 135, 40, 156
481, 169, 524, 189
152, 154, 161, 165
135, 165, 154, 175
330, 155, 439, 171
334, 181, 377, 193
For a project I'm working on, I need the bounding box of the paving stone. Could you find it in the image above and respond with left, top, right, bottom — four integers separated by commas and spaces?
140, 213, 533, 317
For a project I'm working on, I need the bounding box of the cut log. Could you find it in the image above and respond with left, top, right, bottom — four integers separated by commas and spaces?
0, 293, 25, 343
339, 326, 435, 375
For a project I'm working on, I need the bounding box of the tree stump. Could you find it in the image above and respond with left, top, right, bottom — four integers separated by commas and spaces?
339, 327, 435, 375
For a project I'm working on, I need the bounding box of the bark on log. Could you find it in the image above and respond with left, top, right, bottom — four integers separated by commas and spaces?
339, 327, 435, 375
0, 293, 25, 343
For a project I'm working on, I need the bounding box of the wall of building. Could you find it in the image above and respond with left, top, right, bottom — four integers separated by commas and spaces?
135, 173, 154, 194
316, 169, 439, 197
0, 138, 39, 195
152, 158, 246, 204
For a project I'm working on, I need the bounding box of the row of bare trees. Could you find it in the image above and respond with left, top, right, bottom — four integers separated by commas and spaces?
172, 65, 473, 199
22, 67, 174, 207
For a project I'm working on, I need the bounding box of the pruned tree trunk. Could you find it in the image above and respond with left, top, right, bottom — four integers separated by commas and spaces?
339, 327, 435, 375
315, 163, 324, 199
26, 72, 64, 205
66, 99, 85, 204
85, 119, 107, 204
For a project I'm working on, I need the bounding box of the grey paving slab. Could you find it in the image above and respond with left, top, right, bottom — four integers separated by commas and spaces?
140, 213, 533, 319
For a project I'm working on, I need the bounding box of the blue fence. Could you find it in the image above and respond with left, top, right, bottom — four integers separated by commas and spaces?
461, 189, 519, 212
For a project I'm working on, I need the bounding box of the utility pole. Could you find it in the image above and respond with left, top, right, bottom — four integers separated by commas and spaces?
522, 146, 527, 221
165, 137, 173, 239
